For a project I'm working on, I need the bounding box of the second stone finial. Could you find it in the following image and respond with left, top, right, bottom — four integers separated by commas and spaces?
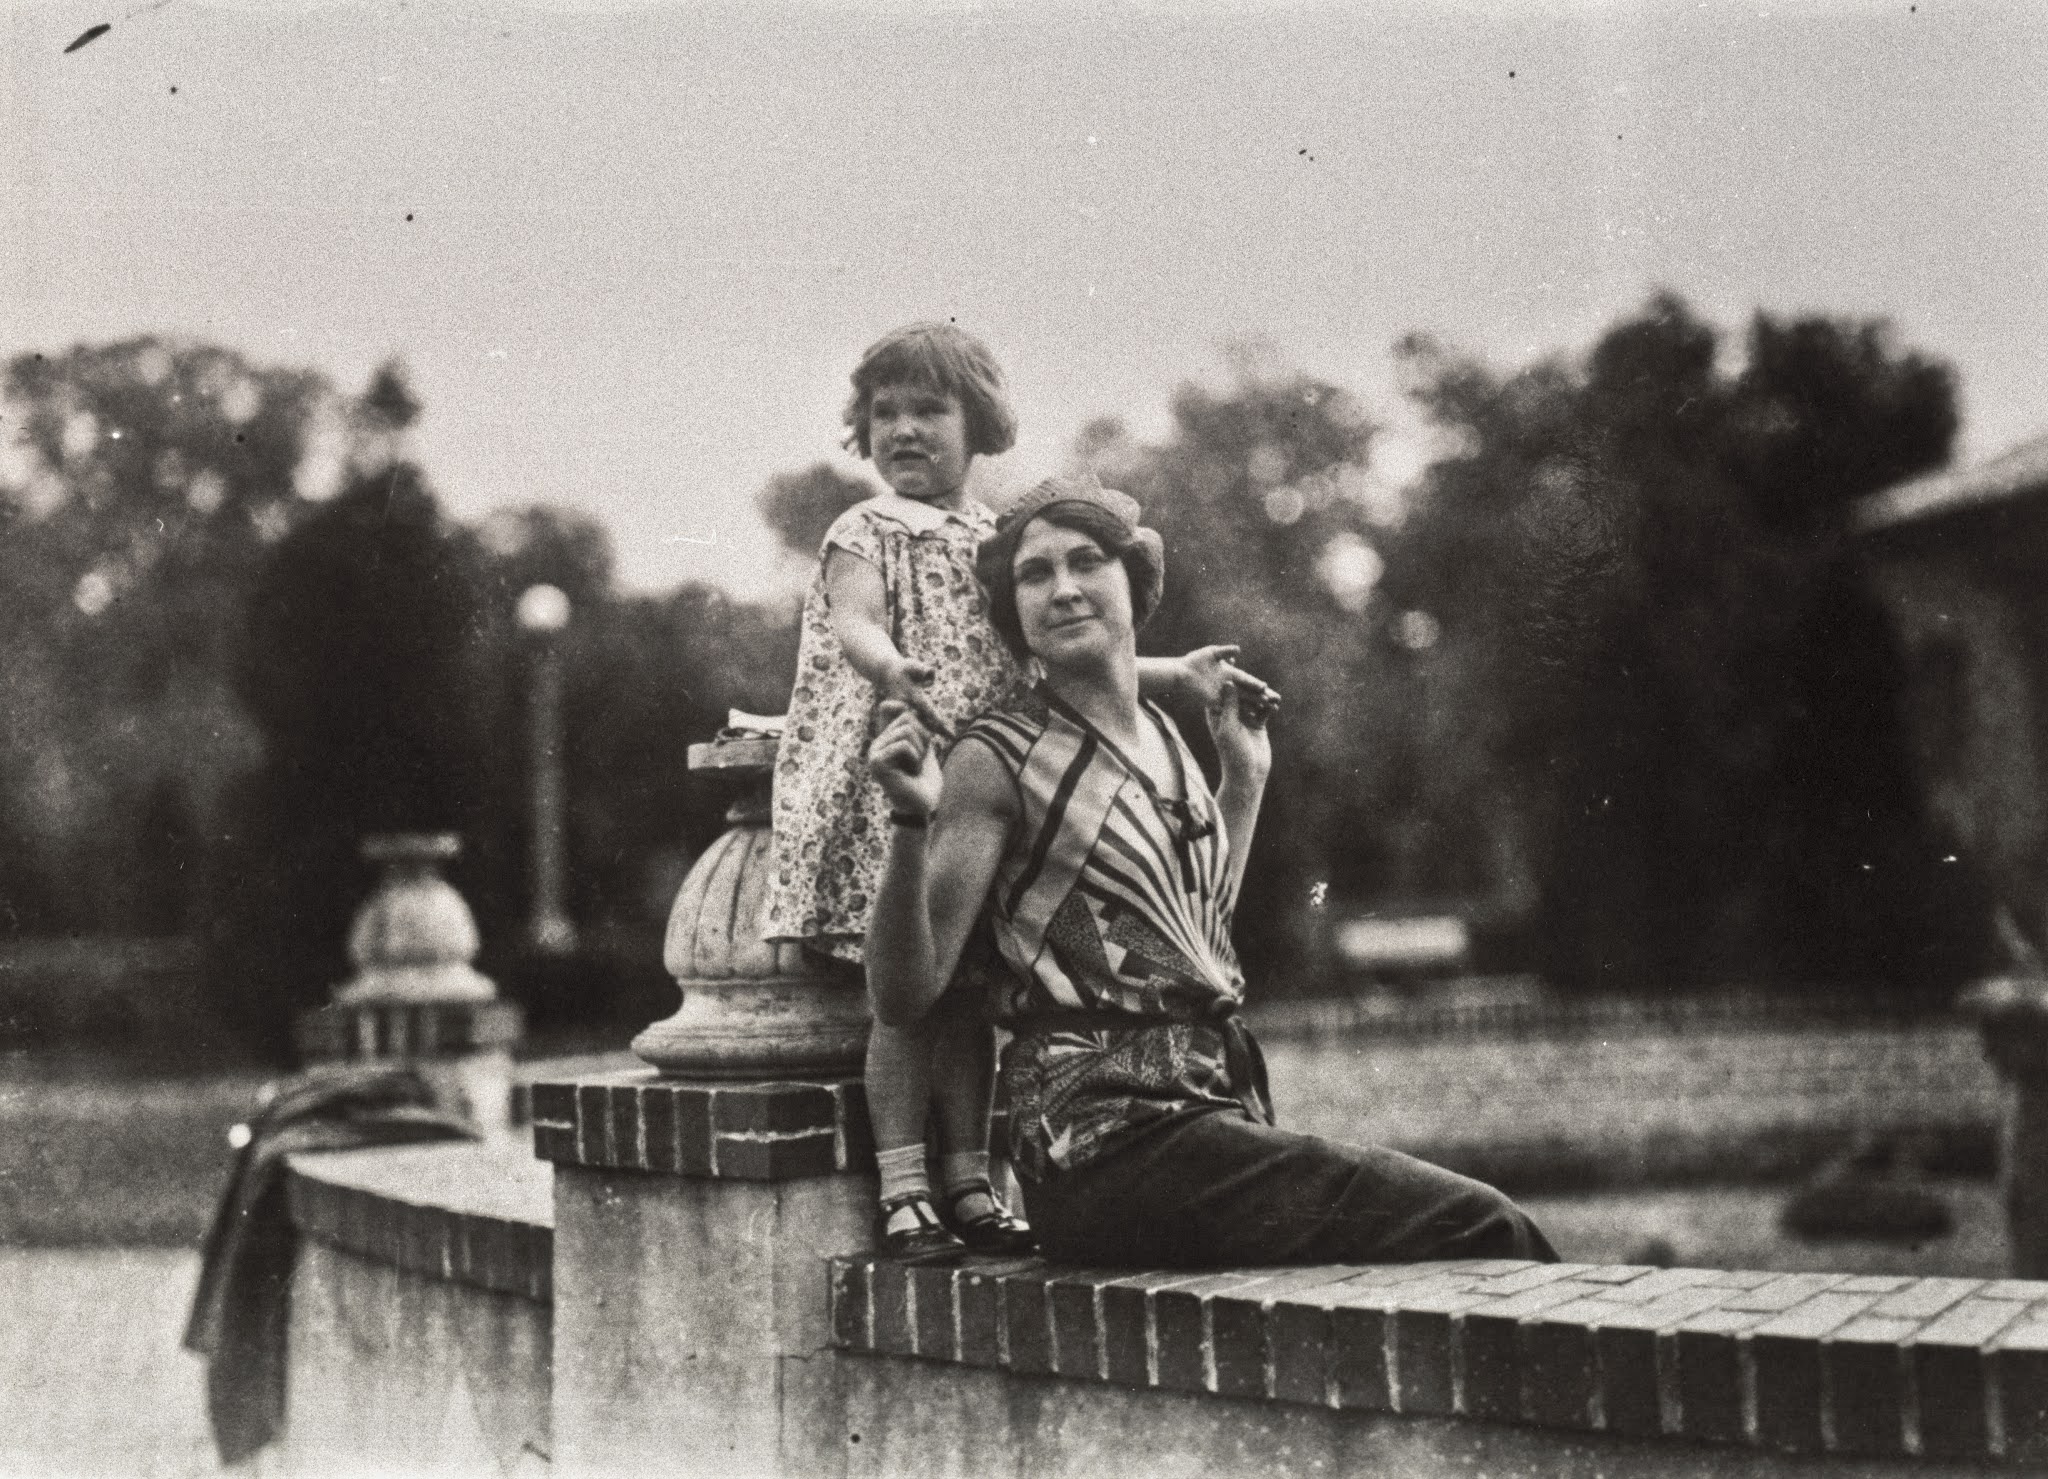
334, 833, 497, 1005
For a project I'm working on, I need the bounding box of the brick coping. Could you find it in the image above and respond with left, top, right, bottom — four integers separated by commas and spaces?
830, 1254, 2048, 1466
529, 1069, 877, 1180
284, 1138, 552, 1303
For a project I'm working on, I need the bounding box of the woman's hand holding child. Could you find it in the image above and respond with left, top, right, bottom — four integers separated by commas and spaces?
868, 700, 945, 820
877, 655, 952, 739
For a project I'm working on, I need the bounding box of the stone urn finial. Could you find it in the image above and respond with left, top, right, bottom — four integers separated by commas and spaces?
298, 832, 521, 1132
334, 832, 496, 1005
632, 732, 869, 1078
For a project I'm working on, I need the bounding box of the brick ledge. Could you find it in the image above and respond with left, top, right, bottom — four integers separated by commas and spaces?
285, 1139, 552, 1303
529, 1069, 875, 1180
830, 1254, 2048, 1466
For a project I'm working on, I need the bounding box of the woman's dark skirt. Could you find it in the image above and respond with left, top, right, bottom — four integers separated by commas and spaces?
1019, 1106, 1556, 1269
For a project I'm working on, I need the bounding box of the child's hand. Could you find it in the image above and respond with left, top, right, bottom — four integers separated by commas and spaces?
1179, 645, 1281, 722
878, 655, 952, 740
868, 700, 945, 818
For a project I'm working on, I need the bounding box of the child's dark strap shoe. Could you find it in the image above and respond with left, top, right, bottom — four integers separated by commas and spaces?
941, 1181, 1035, 1255
877, 1192, 967, 1265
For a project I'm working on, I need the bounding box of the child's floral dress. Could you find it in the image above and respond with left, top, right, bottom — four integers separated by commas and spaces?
762, 492, 1033, 962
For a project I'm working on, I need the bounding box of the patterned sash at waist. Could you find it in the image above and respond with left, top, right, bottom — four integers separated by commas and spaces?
1009, 1003, 1273, 1129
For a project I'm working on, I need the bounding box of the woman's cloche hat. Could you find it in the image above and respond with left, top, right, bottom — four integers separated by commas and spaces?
991, 470, 1143, 536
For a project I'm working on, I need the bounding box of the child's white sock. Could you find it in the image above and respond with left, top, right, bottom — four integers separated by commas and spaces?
875, 1143, 930, 1236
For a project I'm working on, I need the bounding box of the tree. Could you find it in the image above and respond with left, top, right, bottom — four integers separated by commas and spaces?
1387, 293, 1985, 993
755, 462, 875, 560
470, 500, 802, 942
475, 504, 617, 614
1728, 314, 1958, 531
558, 583, 801, 925
0, 337, 340, 938
216, 362, 513, 1048
1072, 350, 1383, 983
1723, 311, 1971, 987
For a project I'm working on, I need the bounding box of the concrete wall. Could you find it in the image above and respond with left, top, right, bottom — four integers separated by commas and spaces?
280, 1139, 553, 1477
280, 1241, 551, 1479
831, 1354, 1987, 1479
549, 1165, 869, 1479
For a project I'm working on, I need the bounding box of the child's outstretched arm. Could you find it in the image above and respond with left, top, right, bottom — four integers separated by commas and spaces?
1136, 644, 1282, 722
825, 548, 950, 735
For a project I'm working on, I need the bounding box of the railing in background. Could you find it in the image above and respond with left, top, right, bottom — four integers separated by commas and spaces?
0, 935, 208, 1048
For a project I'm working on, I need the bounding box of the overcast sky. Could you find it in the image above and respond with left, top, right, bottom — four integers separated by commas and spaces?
6, 0, 2044, 596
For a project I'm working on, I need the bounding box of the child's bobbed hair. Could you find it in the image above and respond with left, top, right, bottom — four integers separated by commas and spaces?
843, 323, 1018, 460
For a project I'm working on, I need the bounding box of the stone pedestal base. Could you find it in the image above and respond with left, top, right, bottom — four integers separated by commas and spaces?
632, 732, 874, 1082
533, 1070, 876, 1478
2003, 1082, 2048, 1277
630, 976, 871, 1080
1969, 974, 2048, 1277
297, 999, 525, 1134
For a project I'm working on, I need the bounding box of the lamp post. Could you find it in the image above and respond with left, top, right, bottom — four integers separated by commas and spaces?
516, 583, 576, 955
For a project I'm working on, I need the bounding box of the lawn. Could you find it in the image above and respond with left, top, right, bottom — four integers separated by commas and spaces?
0, 1065, 264, 1247
0, 1015, 2013, 1282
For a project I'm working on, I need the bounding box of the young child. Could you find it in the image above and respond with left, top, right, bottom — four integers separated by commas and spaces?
763, 322, 1276, 1262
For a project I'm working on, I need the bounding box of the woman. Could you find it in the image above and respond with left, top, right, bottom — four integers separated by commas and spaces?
865, 473, 1554, 1268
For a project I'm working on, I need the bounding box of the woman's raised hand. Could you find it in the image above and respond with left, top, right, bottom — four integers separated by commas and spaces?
1207, 679, 1273, 785
1178, 644, 1281, 721
867, 700, 945, 818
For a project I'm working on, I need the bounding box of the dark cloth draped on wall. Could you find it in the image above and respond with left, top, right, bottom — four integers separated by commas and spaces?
182, 1064, 477, 1466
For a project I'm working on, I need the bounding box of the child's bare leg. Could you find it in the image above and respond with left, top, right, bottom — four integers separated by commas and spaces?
866, 1017, 937, 1236
926, 987, 1006, 1224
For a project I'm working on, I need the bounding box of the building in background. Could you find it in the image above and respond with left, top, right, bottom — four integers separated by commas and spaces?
1858, 432, 2048, 957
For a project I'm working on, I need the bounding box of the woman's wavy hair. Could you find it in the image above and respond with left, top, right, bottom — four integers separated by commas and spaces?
976, 477, 1165, 661
842, 323, 1018, 460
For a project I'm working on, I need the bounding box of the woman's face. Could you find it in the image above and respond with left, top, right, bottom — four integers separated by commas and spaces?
1011, 517, 1134, 666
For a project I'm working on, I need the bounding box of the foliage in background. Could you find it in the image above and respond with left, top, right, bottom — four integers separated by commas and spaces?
0, 339, 341, 939
223, 385, 804, 1051
224, 442, 503, 1044
1070, 350, 1387, 984
753, 462, 875, 564
1381, 293, 1988, 991
0, 303, 1995, 1052
2, 345, 802, 1054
